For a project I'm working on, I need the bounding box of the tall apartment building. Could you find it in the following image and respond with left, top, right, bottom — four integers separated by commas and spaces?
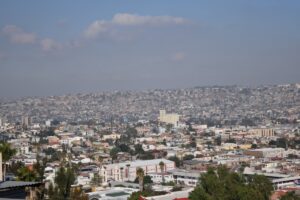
21, 116, 32, 128
158, 110, 179, 127
249, 128, 275, 137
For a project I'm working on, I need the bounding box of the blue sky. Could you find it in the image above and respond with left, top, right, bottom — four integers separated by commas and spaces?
0, 0, 300, 97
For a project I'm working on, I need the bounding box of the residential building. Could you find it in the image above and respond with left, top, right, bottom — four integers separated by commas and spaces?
100, 159, 175, 183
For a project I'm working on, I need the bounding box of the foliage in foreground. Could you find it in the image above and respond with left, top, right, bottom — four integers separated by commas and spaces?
128, 187, 167, 200
189, 166, 273, 200
47, 166, 76, 200
280, 191, 300, 200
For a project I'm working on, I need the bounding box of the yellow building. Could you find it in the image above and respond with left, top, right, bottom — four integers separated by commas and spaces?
249, 128, 275, 137
158, 110, 179, 126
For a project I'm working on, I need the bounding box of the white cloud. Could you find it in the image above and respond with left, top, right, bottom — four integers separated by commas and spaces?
84, 13, 188, 39
2, 25, 36, 44
84, 20, 108, 39
171, 52, 186, 61
40, 38, 62, 51
112, 13, 186, 26
2, 25, 67, 52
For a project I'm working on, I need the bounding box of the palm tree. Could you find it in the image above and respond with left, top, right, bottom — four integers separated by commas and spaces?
17, 166, 37, 182
120, 167, 124, 181
159, 161, 165, 184
0, 142, 16, 181
136, 168, 144, 192
126, 164, 130, 180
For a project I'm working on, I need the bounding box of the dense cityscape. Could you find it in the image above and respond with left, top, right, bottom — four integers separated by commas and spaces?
1, 1, 300, 200
0, 83, 299, 199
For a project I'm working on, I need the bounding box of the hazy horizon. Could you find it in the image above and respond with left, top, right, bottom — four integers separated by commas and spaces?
0, 82, 298, 101
1, 1, 300, 98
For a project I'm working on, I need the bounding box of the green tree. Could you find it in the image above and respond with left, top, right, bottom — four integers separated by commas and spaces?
134, 175, 153, 185
139, 152, 155, 160
166, 124, 173, 132
17, 166, 38, 182
7, 161, 24, 175
128, 191, 148, 200
280, 191, 300, 200
215, 136, 222, 146
118, 143, 131, 152
183, 154, 194, 161
159, 161, 165, 184
168, 156, 181, 167
110, 147, 120, 161
134, 144, 145, 155
189, 166, 273, 200
33, 154, 47, 181
127, 187, 166, 200
248, 175, 274, 200
0, 142, 16, 180
47, 166, 76, 200
91, 173, 102, 186
276, 138, 288, 149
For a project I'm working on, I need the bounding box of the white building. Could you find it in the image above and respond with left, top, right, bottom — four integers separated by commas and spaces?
102, 133, 121, 141
158, 110, 179, 127
170, 169, 201, 186
148, 172, 174, 184
244, 148, 285, 158
45, 120, 52, 127
100, 159, 175, 183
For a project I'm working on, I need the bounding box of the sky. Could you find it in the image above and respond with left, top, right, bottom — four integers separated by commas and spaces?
0, 0, 300, 98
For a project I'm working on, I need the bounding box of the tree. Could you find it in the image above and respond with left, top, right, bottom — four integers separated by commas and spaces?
139, 152, 155, 160
0, 142, 16, 180
47, 166, 76, 200
225, 138, 236, 143
128, 186, 167, 200
120, 167, 124, 181
134, 175, 153, 185
166, 124, 173, 132
215, 136, 222, 146
118, 143, 131, 153
168, 156, 181, 167
136, 168, 144, 192
189, 166, 273, 200
17, 166, 38, 182
110, 147, 120, 161
269, 140, 277, 146
134, 144, 145, 155
143, 175, 153, 185
276, 138, 288, 149
33, 154, 47, 182
248, 174, 274, 200
183, 154, 194, 161
91, 173, 102, 187
70, 186, 88, 200
159, 161, 165, 184
280, 191, 300, 200
7, 161, 24, 175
